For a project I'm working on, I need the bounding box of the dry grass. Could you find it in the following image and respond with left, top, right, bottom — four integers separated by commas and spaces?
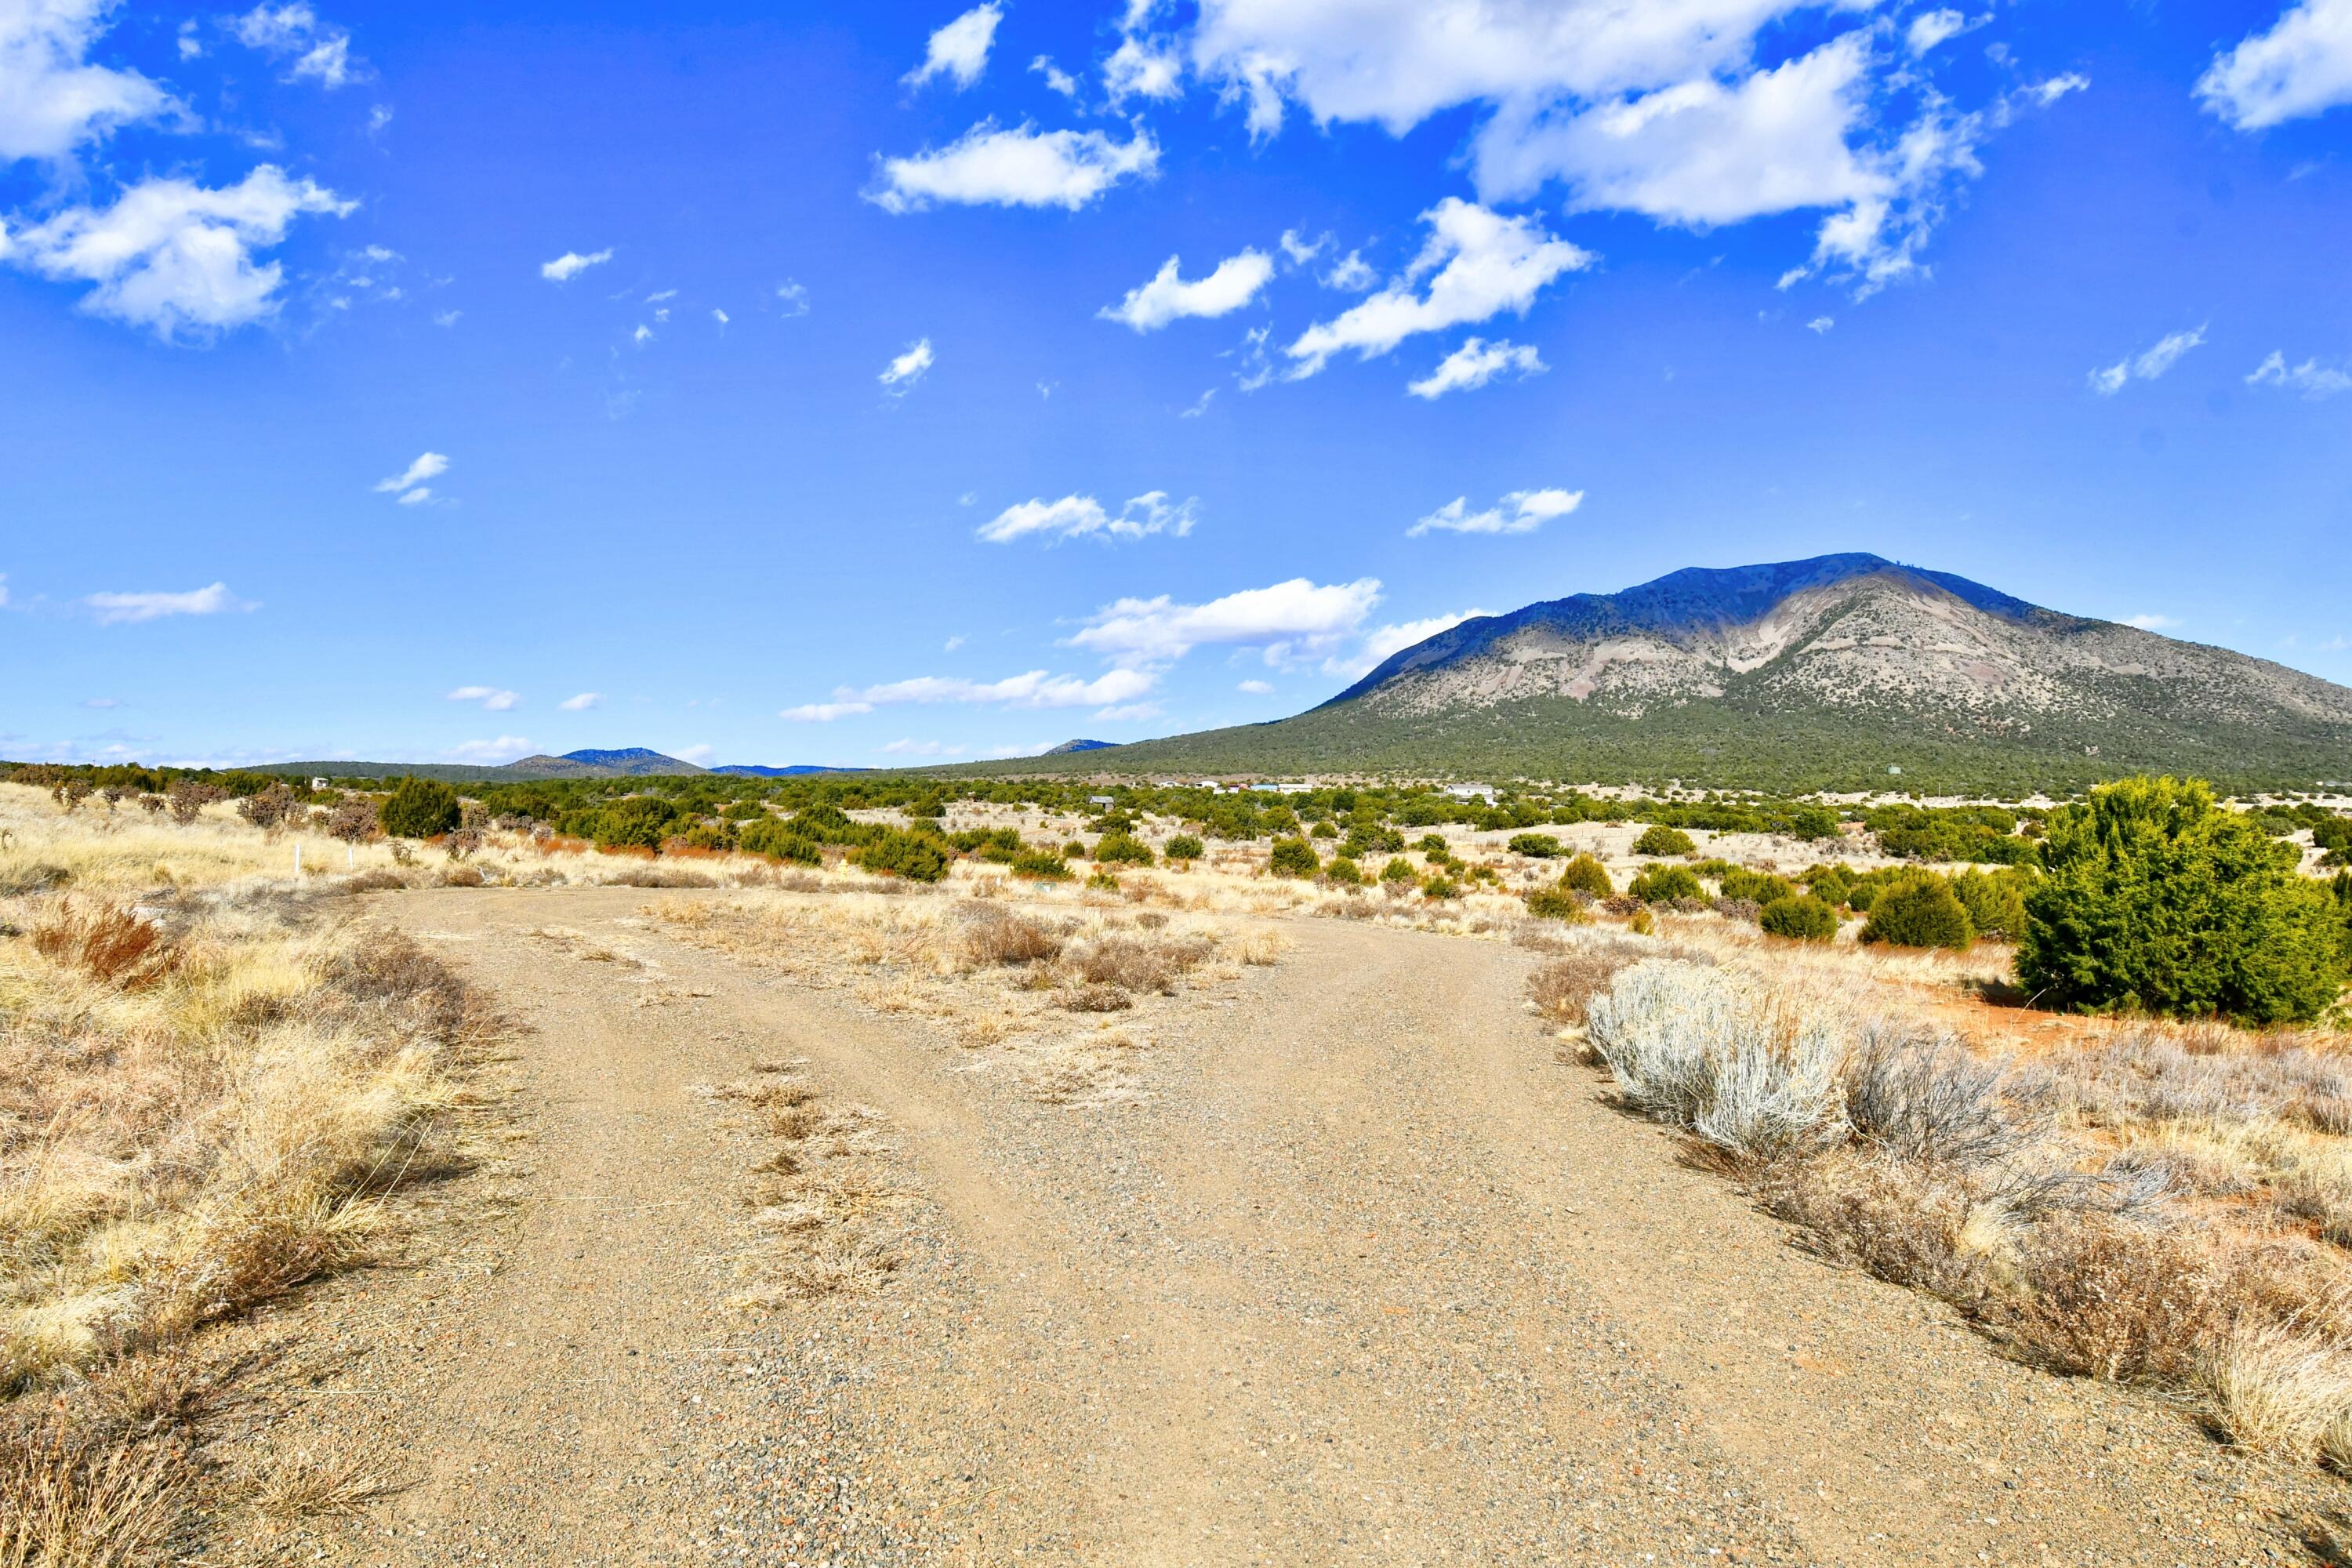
713, 1067, 907, 1307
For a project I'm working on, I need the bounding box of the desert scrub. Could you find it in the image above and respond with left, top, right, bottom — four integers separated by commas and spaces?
1860, 875, 1974, 949
2021, 775, 2349, 1024
1632, 825, 1695, 858
1269, 838, 1320, 878
1, 893, 499, 1551
1162, 835, 1203, 864
1557, 852, 1613, 898
1628, 866, 1703, 905
378, 776, 461, 840
1759, 893, 1838, 942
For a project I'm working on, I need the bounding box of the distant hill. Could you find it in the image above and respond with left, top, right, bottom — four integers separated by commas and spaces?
1044, 739, 1115, 755
254, 748, 855, 784
958, 554, 2352, 794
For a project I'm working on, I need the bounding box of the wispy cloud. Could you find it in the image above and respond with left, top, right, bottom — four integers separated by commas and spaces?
540, 248, 614, 282
905, 3, 1001, 90
2248, 350, 2352, 399
2089, 325, 2207, 395
1100, 249, 1273, 332
978, 491, 1195, 545
880, 337, 935, 394
446, 685, 520, 710
1409, 488, 1582, 537
85, 583, 256, 626
1406, 337, 1544, 398
2123, 612, 2181, 630
558, 691, 604, 711
782, 701, 874, 722
867, 122, 1159, 213
445, 735, 532, 762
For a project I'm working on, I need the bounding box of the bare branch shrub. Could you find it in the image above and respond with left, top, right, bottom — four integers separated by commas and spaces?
31, 902, 180, 989
957, 905, 1064, 967
1843, 1022, 2034, 1170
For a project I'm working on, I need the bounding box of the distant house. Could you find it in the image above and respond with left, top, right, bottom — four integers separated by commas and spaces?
310, 778, 329, 791
1251, 782, 1283, 793
1087, 795, 1115, 806
1275, 782, 1312, 795
1445, 782, 1498, 804
1197, 780, 1223, 793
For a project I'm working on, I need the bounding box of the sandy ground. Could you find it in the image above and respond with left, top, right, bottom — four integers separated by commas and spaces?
252, 885, 2347, 1566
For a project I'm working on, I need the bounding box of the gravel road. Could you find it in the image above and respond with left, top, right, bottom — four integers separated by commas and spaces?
260, 886, 2346, 1566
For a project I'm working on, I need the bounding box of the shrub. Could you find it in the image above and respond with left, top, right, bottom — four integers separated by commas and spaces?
1558, 853, 1613, 898
1414, 833, 1450, 855
1310, 821, 1338, 840
235, 783, 299, 829
1379, 857, 1417, 884
789, 803, 873, 845
1953, 867, 2030, 941
1806, 863, 1857, 908
1628, 866, 1703, 904
1632, 825, 1695, 857
1094, 833, 1155, 866
1420, 877, 1461, 900
324, 798, 379, 843
1527, 943, 1645, 1026
1586, 961, 1845, 1161
1011, 850, 1072, 881
1163, 834, 1204, 863
1269, 838, 1320, 878
739, 818, 822, 865
379, 777, 460, 839
1509, 833, 1563, 858
1720, 868, 1797, 906
1344, 825, 1405, 857
1840, 1023, 2023, 1168
1062, 840, 1088, 859
165, 779, 227, 826
857, 829, 948, 883
1524, 887, 1587, 922
1323, 856, 1363, 887
1860, 876, 1974, 949
960, 906, 1064, 965
1759, 893, 1839, 942
2018, 775, 2348, 1025
33, 902, 180, 989
1087, 871, 1121, 891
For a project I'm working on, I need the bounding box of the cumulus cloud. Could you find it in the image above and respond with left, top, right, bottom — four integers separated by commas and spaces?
867, 121, 1159, 212
1099, 249, 1273, 331
1807, 315, 1835, 333
1067, 578, 1382, 665
0, 0, 176, 161
835, 669, 1160, 710
5, 167, 353, 339
230, 3, 365, 89
1284, 200, 1592, 379
1237, 678, 1275, 694
1105, 36, 1184, 104
559, 691, 604, 711
2248, 350, 2352, 398
2198, 0, 2352, 130
2089, 325, 2206, 395
1324, 609, 1490, 680
782, 701, 874, 722
446, 685, 520, 711
540, 248, 613, 282
1409, 488, 1582, 536
374, 452, 447, 493
775, 279, 810, 315
1406, 337, 1545, 398
2123, 612, 2181, 630
880, 337, 935, 393
85, 582, 256, 625
1322, 249, 1377, 291
905, 3, 1002, 91
1190, 2, 2074, 296
1031, 55, 1080, 97
1278, 229, 1324, 263
978, 491, 1196, 544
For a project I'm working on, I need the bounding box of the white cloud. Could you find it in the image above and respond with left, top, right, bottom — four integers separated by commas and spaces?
906, 3, 1002, 91
1906, 9, 1969, 56
1190, 5, 2070, 298
559, 691, 604, 711
711, 307, 728, 325
2089, 325, 2206, 394
1284, 199, 1592, 378
85, 582, 256, 626
775, 279, 810, 315
6, 166, 353, 339
434, 309, 461, 328
645, 288, 677, 303
540, 248, 613, 282
2198, 0, 2352, 130
1807, 315, 1835, 333
880, 336, 935, 392
231, 4, 365, 89
2123, 612, 2181, 630
1237, 678, 1275, 694
1180, 387, 1216, 418
446, 735, 532, 763
632, 322, 654, 345
782, 701, 874, 722
1408, 487, 1582, 536
0, 0, 174, 161
446, 685, 520, 711
1100, 249, 1273, 331
1325, 608, 1489, 679
1406, 336, 1545, 398
839, 669, 1160, 709
2248, 350, 2352, 398
675, 744, 716, 764
177, 20, 201, 60
1105, 36, 1184, 104
375, 451, 447, 492
978, 491, 1196, 544
1321, 249, 1376, 291
1278, 228, 1324, 263
394, 487, 432, 506
880, 738, 964, 757
1031, 55, 1080, 97
1067, 577, 1382, 665
1093, 701, 1162, 722
0, 574, 9, 608
867, 121, 1160, 213
943, 634, 966, 652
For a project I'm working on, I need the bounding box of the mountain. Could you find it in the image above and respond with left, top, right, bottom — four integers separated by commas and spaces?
503, 747, 708, 778
710, 764, 865, 777
971, 554, 2352, 793
1044, 739, 1115, 755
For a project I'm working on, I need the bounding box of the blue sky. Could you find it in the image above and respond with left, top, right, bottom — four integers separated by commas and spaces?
3, 0, 2349, 769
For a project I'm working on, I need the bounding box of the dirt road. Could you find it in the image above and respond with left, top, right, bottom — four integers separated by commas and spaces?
267, 887, 2334, 1566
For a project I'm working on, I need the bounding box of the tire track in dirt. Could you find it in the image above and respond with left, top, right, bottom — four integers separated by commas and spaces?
273, 888, 2337, 1566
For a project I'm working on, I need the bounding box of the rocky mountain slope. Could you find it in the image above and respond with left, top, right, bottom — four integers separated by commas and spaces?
992, 554, 2352, 793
